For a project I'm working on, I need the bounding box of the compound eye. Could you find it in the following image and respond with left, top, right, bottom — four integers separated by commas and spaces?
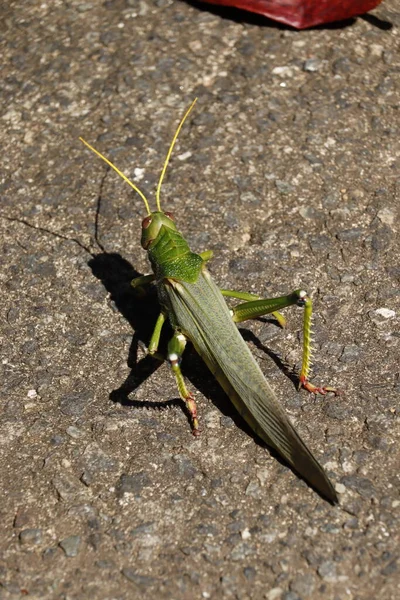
142, 216, 152, 229
164, 211, 174, 221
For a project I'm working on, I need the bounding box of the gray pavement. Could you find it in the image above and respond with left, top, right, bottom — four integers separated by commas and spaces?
1, 1, 399, 598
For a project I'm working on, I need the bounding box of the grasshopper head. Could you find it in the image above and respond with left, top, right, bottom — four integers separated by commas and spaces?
141, 211, 176, 249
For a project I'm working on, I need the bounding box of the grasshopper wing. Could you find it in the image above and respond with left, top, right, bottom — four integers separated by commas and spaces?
165, 269, 337, 503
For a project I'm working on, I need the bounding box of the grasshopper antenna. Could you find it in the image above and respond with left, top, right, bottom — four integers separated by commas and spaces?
155, 98, 197, 212
79, 137, 151, 216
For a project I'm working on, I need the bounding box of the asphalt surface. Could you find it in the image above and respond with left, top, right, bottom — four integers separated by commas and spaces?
1, 1, 399, 599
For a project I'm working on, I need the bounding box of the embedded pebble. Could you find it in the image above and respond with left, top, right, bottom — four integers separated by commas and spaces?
229, 542, 254, 561
374, 308, 395, 319
272, 66, 296, 77
172, 454, 198, 478
335, 483, 346, 495
317, 560, 337, 582
121, 568, 157, 586
340, 345, 361, 362
80, 443, 118, 474
303, 58, 322, 72
245, 481, 261, 498
220, 415, 235, 428
59, 535, 81, 557
116, 472, 151, 497
59, 390, 93, 417
377, 207, 395, 226
243, 566, 256, 581
276, 180, 295, 194
52, 473, 88, 502
19, 529, 42, 545
66, 426, 83, 438
290, 573, 315, 596
381, 560, 398, 576
130, 522, 155, 536
340, 475, 376, 498
336, 228, 364, 241
283, 592, 302, 600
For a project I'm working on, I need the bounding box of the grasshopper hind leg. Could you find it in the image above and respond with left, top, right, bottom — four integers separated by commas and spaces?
295, 291, 339, 396
222, 287, 338, 396
146, 314, 200, 434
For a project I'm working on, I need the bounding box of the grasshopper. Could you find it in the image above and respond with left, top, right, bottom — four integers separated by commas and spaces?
80, 99, 338, 503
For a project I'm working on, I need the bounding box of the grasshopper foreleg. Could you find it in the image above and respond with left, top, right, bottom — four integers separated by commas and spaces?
222, 288, 337, 396
199, 250, 213, 262
167, 331, 200, 436
131, 274, 156, 297
147, 312, 167, 362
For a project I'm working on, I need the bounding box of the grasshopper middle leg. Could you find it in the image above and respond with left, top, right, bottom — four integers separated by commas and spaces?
167, 331, 200, 435
146, 313, 200, 434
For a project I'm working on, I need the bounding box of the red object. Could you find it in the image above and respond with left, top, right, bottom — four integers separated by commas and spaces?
197, 0, 384, 29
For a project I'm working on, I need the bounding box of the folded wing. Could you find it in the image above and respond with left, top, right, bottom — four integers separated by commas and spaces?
165, 269, 337, 503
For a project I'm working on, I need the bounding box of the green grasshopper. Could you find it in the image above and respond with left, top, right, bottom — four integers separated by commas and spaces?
80, 99, 338, 503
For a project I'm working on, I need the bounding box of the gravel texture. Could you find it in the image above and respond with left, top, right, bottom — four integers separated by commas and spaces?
1, 1, 399, 599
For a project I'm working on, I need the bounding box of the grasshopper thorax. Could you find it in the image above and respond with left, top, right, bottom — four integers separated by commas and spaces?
141, 211, 177, 249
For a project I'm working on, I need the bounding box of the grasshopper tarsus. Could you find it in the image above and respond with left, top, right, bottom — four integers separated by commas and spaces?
185, 391, 200, 435
300, 376, 339, 396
